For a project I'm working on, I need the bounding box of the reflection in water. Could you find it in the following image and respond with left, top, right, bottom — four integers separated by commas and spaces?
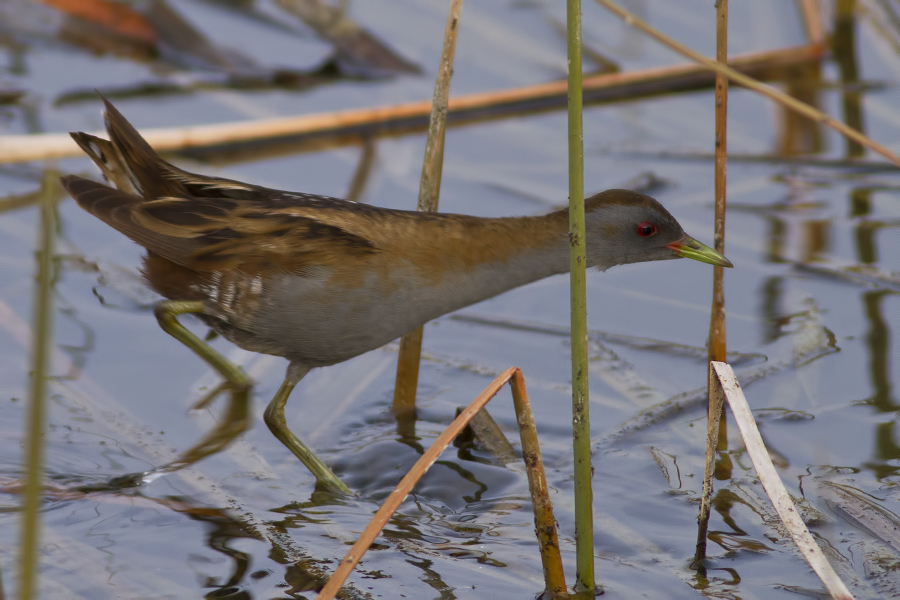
710, 489, 748, 538
832, 0, 866, 158
4, 0, 900, 595
859, 291, 900, 480
801, 219, 830, 263
759, 276, 785, 344
404, 557, 455, 600
850, 187, 872, 219
765, 213, 787, 264
851, 187, 879, 264
1, 475, 276, 598
812, 478, 900, 596
175, 502, 261, 597
846, 138, 899, 479
817, 480, 900, 552
777, 62, 823, 156
862, 292, 894, 413
854, 217, 885, 268
391, 409, 490, 503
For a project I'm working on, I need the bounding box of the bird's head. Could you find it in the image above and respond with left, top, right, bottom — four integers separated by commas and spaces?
583, 189, 732, 271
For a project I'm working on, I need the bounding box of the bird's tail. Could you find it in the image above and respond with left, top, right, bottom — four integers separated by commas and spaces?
69, 97, 189, 200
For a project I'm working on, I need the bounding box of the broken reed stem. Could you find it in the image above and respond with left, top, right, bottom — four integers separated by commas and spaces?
20, 170, 58, 600
567, 0, 594, 595
709, 362, 854, 599
392, 0, 464, 416
692, 365, 726, 568
509, 369, 567, 598
319, 367, 565, 599
596, 0, 900, 169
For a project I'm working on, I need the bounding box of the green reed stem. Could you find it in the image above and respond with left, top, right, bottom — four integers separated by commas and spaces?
567, 0, 594, 594
20, 171, 58, 599
392, 0, 464, 416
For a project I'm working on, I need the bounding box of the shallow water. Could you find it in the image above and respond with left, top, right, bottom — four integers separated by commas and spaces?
1, 0, 900, 598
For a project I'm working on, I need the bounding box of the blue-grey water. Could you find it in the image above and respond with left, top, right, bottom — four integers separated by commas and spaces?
1, 0, 899, 597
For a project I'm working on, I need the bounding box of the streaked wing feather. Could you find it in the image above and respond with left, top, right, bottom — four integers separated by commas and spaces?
62, 175, 377, 273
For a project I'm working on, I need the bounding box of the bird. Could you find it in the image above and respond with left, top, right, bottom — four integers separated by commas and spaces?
61, 99, 732, 493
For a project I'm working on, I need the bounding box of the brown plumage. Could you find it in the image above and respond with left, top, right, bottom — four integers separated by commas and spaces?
61, 99, 731, 487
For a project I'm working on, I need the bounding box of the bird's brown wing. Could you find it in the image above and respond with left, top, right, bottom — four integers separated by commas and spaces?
61, 175, 377, 273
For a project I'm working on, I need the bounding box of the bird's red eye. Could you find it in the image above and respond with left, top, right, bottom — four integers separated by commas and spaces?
637, 222, 657, 237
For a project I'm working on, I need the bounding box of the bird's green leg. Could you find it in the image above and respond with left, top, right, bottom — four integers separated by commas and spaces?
264, 362, 351, 495
153, 300, 252, 474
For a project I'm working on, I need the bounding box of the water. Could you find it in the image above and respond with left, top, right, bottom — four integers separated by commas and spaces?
1, 0, 899, 598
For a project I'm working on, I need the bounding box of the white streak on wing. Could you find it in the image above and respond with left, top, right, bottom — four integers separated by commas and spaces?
207, 271, 222, 302
221, 280, 236, 313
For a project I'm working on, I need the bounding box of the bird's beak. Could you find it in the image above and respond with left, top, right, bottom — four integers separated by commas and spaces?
667, 234, 733, 268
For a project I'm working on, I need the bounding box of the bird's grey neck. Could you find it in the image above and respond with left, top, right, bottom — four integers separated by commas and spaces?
429, 244, 570, 316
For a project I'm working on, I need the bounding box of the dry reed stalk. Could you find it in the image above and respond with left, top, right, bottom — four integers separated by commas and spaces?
392, 0, 463, 415
798, 0, 826, 45
318, 368, 566, 599
696, 0, 730, 567
693, 364, 726, 567
709, 362, 854, 599
709, 0, 728, 367
0, 44, 824, 164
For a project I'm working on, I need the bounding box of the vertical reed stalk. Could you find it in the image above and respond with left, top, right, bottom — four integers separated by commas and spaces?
567, 0, 594, 594
708, 4, 728, 364
693, 365, 725, 568
710, 0, 729, 456
20, 171, 58, 599
697, 0, 729, 569
392, 0, 464, 416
